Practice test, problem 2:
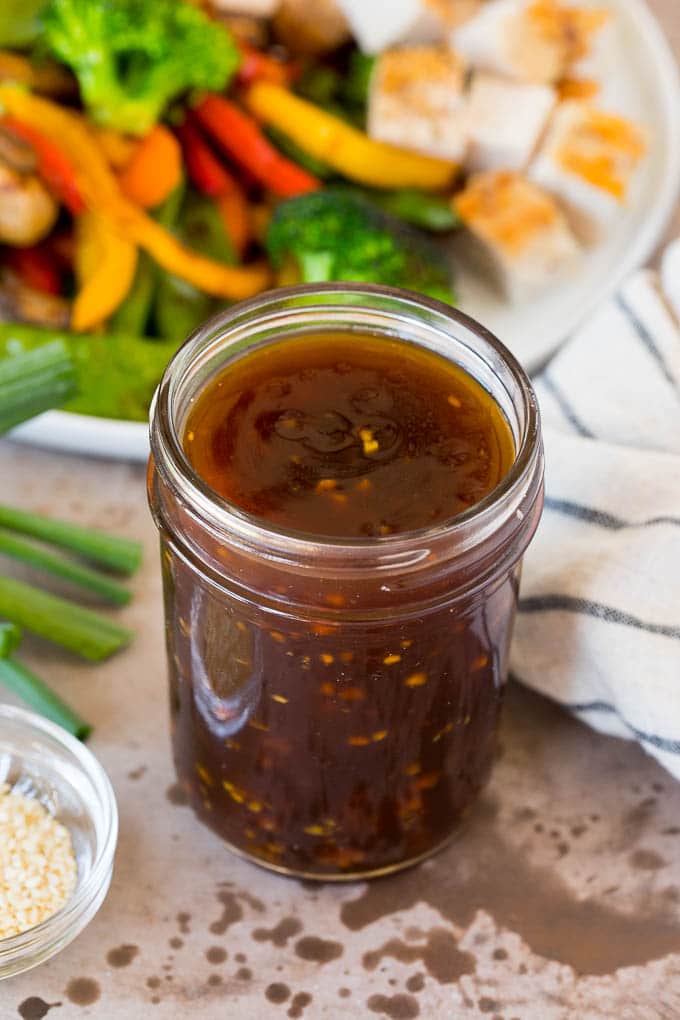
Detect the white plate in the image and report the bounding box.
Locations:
[10,0,680,462]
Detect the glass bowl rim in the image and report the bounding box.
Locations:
[0,703,118,965]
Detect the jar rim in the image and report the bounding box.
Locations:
[150,283,542,561]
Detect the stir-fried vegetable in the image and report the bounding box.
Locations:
[42,0,240,136]
[0,163,57,247]
[195,93,321,198]
[266,190,455,303]
[346,187,461,232]
[73,211,137,331]
[153,192,235,343]
[4,246,62,294]
[177,118,251,254]
[118,125,182,209]
[0,2,469,427]
[245,82,458,190]
[1,118,84,214]
[111,182,184,336]
[0,87,271,301]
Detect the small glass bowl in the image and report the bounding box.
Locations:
[0,704,118,980]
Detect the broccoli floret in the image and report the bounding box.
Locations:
[266,190,455,304]
[43,0,239,136]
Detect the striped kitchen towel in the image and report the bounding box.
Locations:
[511,240,680,779]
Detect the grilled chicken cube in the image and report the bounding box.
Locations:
[529,101,646,241]
[452,0,608,84]
[336,0,481,54]
[368,46,468,161]
[453,170,581,302]
[466,72,556,172]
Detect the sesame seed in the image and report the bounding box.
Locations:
[405,672,428,688]
[0,785,77,939]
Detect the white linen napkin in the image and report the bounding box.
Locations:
[511,240,680,779]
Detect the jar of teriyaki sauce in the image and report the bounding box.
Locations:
[148,285,543,880]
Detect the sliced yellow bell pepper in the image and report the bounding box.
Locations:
[0,86,271,301]
[73,212,138,331]
[245,81,457,191]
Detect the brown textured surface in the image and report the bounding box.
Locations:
[2,4,680,1016]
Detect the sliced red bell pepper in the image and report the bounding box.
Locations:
[176,117,238,198]
[194,94,321,199]
[1,117,85,215]
[4,246,62,295]
[177,117,252,256]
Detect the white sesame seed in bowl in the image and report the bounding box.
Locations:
[0,705,118,980]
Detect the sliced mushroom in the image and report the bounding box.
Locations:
[0,269,70,328]
[273,0,350,54]
[0,161,58,247]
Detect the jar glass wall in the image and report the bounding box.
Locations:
[148,285,544,880]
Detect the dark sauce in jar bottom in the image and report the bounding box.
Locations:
[161,330,523,878]
[165,564,519,877]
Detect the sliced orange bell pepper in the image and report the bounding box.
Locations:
[244,81,458,191]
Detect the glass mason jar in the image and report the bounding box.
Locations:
[148,285,543,881]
